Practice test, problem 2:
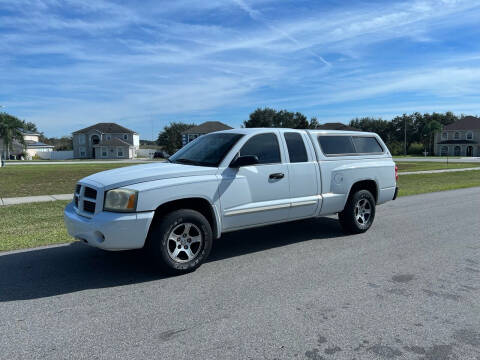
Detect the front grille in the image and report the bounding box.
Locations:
[83,200,96,213]
[84,187,97,199]
[75,184,81,194]
[74,195,79,207]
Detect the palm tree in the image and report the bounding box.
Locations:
[0,113,26,160]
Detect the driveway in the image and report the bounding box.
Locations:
[1,187,479,359]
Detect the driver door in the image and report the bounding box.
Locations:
[219,132,290,230]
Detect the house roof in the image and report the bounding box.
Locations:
[21,129,40,136]
[73,122,137,134]
[181,121,233,135]
[315,122,361,131]
[25,140,54,148]
[93,138,132,147]
[444,116,480,130]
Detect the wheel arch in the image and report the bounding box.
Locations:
[148,197,221,240]
[346,179,378,204]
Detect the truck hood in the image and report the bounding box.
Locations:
[80,162,218,190]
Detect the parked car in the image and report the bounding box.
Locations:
[65,128,398,273]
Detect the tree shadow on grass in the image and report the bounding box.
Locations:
[0,217,344,302]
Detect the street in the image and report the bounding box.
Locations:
[1,187,480,359]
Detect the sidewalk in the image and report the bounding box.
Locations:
[0,194,72,206]
[399,167,480,175]
[2,167,480,206]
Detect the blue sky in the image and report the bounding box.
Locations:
[1,0,480,139]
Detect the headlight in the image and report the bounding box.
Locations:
[104,188,138,212]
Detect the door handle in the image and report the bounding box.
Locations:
[269,173,284,180]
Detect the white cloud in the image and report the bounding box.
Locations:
[1,0,480,137]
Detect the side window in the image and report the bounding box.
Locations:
[284,132,308,163]
[239,133,281,164]
[317,136,355,155]
[352,136,384,153]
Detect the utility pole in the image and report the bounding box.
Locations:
[404,116,407,156]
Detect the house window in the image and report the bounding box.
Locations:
[91,135,100,145]
[454,132,460,140]
[78,134,86,145]
[454,146,461,156]
[79,146,86,157]
[123,134,128,140]
[441,146,448,156]
[106,135,111,140]
[117,148,124,157]
[466,131,473,140]
[442,132,447,140]
[102,147,107,157]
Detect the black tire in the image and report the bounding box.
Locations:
[146,209,213,274]
[338,189,376,234]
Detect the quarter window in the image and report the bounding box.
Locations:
[352,136,383,153]
[284,132,308,163]
[239,133,281,164]
[317,136,355,155]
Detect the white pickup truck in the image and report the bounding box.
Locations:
[65,128,398,273]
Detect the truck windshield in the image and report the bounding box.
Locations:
[169,133,243,167]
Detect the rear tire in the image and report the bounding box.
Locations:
[338,190,376,234]
[146,209,213,274]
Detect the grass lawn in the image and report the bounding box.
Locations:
[0,200,72,252]
[1,172,479,252]
[396,161,480,172]
[397,171,480,197]
[0,163,146,198]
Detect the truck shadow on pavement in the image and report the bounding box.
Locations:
[0,217,343,302]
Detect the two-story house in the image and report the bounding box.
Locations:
[181,121,232,147]
[72,123,139,159]
[434,116,480,157]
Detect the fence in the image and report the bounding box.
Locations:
[36,151,74,160]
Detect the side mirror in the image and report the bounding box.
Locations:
[229,155,259,168]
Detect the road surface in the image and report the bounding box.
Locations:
[1,187,480,359]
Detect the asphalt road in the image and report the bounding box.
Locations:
[1,187,480,359]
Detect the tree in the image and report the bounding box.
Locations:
[309,117,321,129]
[244,108,311,129]
[39,135,72,150]
[0,112,26,159]
[157,122,195,155]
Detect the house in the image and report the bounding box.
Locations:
[22,130,54,159]
[72,123,139,159]
[0,130,53,160]
[434,116,480,157]
[181,121,232,146]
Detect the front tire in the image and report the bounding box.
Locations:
[146,209,213,274]
[338,190,376,234]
